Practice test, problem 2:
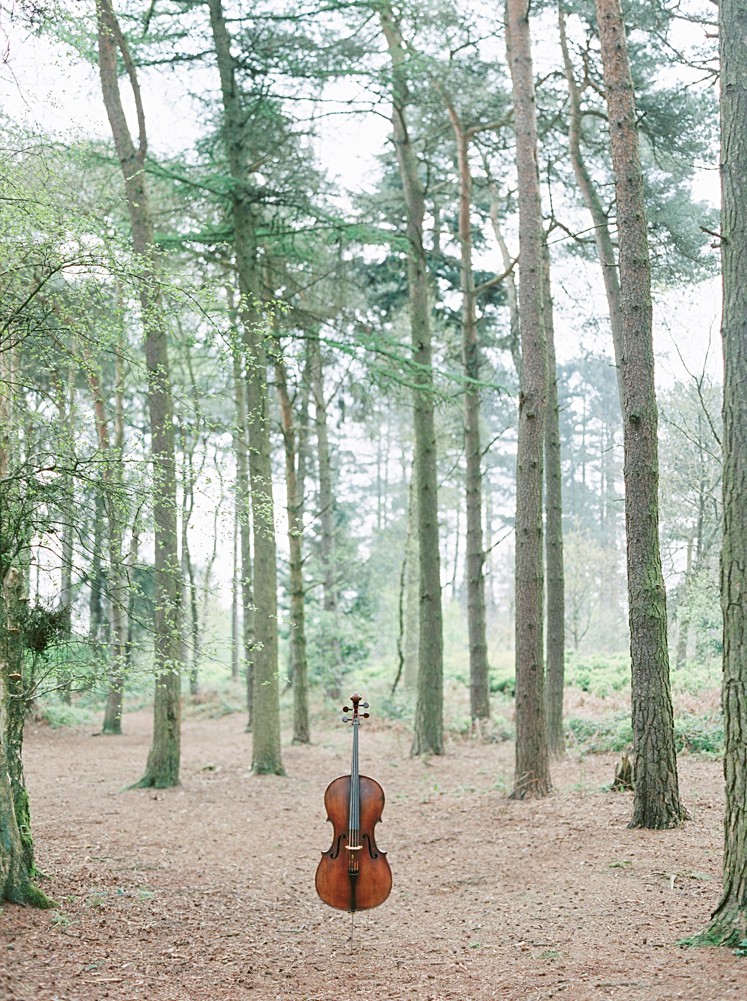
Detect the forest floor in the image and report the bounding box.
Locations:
[1,694,745,1001]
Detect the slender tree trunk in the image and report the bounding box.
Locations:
[596,0,685,828]
[381,4,444,755]
[231,498,240,681]
[403,465,420,689]
[275,350,310,744]
[89,489,106,644]
[54,367,75,702]
[704,0,747,944]
[178,424,201,698]
[88,361,129,736]
[181,511,199,697]
[445,100,490,723]
[674,540,694,672]
[308,328,343,696]
[208,0,282,774]
[97,0,182,787]
[230,336,255,728]
[506,0,551,798]
[543,238,565,757]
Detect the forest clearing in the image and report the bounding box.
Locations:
[1,692,745,1001]
[2,0,747,992]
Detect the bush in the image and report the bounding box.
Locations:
[674,713,724,756]
[566,714,633,753]
[567,711,724,757]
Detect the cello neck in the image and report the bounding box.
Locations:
[349,716,360,841]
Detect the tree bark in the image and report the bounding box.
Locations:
[704,0,747,944]
[380,3,444,756]
[96,0,182,787]
[505,0,551,798]
[595,0,685,827]
[208,0,283,774]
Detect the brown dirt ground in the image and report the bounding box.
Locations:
[1,700,745,1001]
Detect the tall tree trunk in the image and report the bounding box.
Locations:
[595,0,685,828]
[704,0,747,944]
[543,238,565,757]
[381,4,444,756]
[506,0,551,798]
[275,350,310,744]
[96,0,182,787]
[308,328,343,697]
[208,0,282,774]
[444,100,490,723]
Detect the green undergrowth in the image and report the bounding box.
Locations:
[567,711,724,757]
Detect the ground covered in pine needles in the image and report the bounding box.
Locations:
[1,697,745,1000]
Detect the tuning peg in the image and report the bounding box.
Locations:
[341,715,350,722]
[343,705,351,713]
[361,712,370,719]
[362,702,369,709]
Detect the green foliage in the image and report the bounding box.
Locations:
[568,710,724,757]
[674,713,724,757]
[565,653,630,696]
[567,714,634,753]
[32,698,98,730]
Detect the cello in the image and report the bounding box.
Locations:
[315,694,392,913]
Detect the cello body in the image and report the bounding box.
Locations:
[315,695,392,913]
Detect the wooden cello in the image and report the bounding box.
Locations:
[315,694,392,913]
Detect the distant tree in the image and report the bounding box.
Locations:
[274,345,310,744]
[308,328,343,697]
[87,340,130,736]
[595,0,686,828]
[658,379,721,670]
[441,92,491,724]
